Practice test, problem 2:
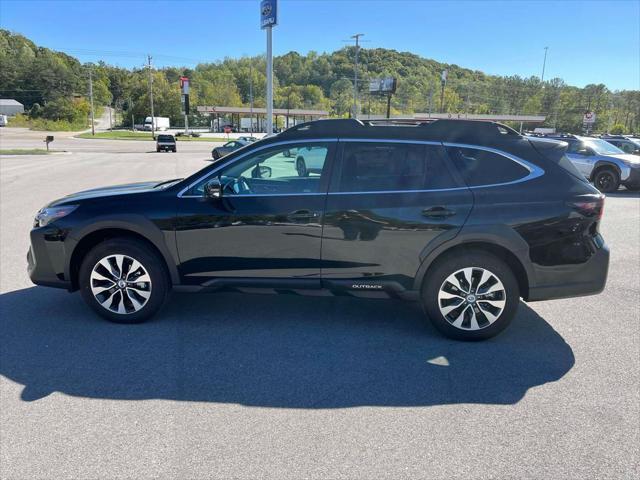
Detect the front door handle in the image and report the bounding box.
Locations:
[287,210,320,221]
[422,206,456,219]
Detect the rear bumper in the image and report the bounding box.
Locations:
[527,242,609,302]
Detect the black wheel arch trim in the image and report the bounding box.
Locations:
[590,161,621,181]
[413,224,534,296]
[65,215,180,287]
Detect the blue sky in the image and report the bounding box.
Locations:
[1,0,638,90]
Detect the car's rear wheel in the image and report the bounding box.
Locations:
[296,157,308,177]
[594,168,620,193]
[79,238,169,324]
[421,251,520,340]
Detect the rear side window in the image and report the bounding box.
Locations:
[446,147,529,187]
[334,142,457,192]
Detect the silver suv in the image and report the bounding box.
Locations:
[549,135,640,192]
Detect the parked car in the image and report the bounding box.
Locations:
[211,139,249,160]
[295,145,327,176]
[28,119,609,340]
[601,135,640,155]
[238,136,258,142]
[546,134,640,192]
[0,114,8,127]
[156,134,176,153]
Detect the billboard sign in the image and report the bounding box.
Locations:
[260,0,277,29]
[369,77,397,95]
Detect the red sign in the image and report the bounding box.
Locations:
[180,77,190,95]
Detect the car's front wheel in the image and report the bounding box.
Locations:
[422,251,520,340]
[593,168,620,193]
[78,238,169,323]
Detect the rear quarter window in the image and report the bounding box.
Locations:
[446,146,530,186]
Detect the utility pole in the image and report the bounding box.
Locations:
[541,46,549,83]
[350,33,365,119]
[147,54,155,139]
[249,63,254,134]
[130,97,134,132]
[428,87,433,117]
[88,69,95,136]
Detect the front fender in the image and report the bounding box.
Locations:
[65,214,180,285]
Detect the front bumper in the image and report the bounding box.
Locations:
[527,240,609,302]
[27,227,72,290]
[622,166,640,188]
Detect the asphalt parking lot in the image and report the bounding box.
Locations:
[1,128,638,479]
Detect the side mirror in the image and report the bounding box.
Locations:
[251,165,272,178]
[204,178,222,198]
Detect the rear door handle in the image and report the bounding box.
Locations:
[422,206,456,219]
[287,210,320,221]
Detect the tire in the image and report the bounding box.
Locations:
[156,148,160,153]
[593,168,620,193]
[172,148,177,153]
[296,157,308,177]
[78,238,170,324]
[421,250,520,341]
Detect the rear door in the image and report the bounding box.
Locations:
[320,140,473,293]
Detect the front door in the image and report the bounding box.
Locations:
[321,140,473,293]
[566,141,595,178]
[175,141,335,286]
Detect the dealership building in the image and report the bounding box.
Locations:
[0,99,25,116]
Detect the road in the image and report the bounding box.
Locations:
[1,127,639,479]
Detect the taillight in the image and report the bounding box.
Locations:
[568,195,605,220]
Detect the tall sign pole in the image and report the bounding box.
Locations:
[440,69,448,112]
[180,76,190,134]
[261,0,277,134]
[350,33,365,119]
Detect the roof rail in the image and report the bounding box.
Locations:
[277,117,522,143]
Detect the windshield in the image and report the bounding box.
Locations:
[584,139,624,155]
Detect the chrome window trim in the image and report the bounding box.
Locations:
[177,137,545,198]
[443,142,545,189]
[177,138,338,198]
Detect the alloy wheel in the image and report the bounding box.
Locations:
[596,171,615,192]
[90,254,152,314]
[437,267,506,331]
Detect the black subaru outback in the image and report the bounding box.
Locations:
[28,119,609,340]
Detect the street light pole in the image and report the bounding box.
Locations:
[350,33,364,119]
[541,46,549,83]
[147,54,155,139]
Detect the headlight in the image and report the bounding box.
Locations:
[34,205,78,228]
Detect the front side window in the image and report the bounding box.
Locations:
[191,143,332,196]
[446,146,530,187]
[333,142,457,193]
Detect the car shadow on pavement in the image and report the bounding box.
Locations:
[0,287,574,407]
